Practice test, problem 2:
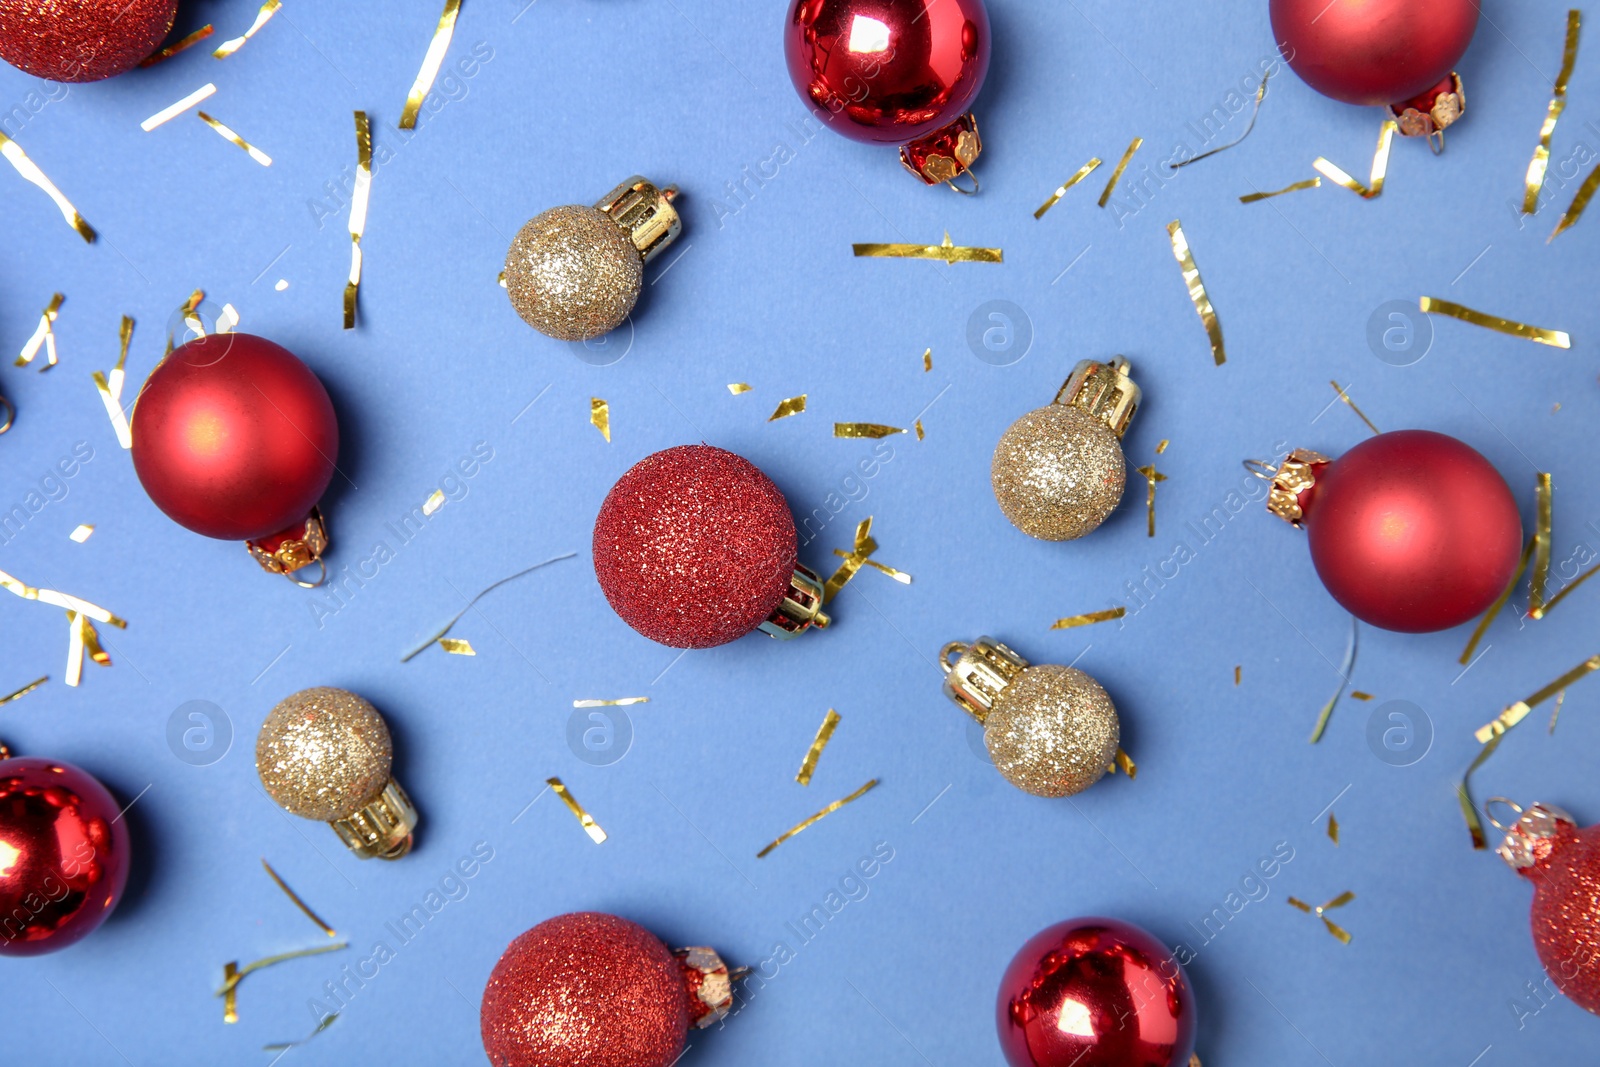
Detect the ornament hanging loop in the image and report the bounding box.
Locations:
[286,557,329,589]
[1243,458,1277,480]
[1484,796,1525,833]
[938,641,969,675]
[0,393,13,434]
[945,171,980,195]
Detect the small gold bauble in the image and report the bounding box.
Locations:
[991,404,1126,541]
[984,664,1119,797]
[256,686,393,821]
[504,205,642,341]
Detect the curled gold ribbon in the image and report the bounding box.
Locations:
[344,111,372,330]
[1314,121,1397,199]
[1166,220,1225,365]
[16,293,63,369]
[400,0,462,130]
[1419,296,1570,348]
[0,131,94,242]
[1524,11,1582,214]
[216,942,347,1022]
[757,779,877,858]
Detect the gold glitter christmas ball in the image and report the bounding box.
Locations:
[984,665,1119,797]
[504,205,642,341]
[256,687,393,821]
[992,404,1126,541]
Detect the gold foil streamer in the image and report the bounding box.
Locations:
[140,83,216,131]
[1050,607,1126,630]
[16,292,63,368]
[756,779,878,858]
[69,525,93,543]
[1313,120,1396,199]
[1288,892,1355,943]
[1329,380,1380,435]
[1173,72,1272,169]
[1238,177,1320,204]
[573,697,649,708]
[264,1013,338,1052]
[852,232,1002,264]
[139,24,215,67]
[1135,465,1166,537]
[222,962,238,1023]
[1550,160,1600,240]
[1460,538,1533,665]
[1457,736,1503,849]
[1034,157,1102,218]
[768,394,807,421]
[922,348,932,372]
[1419,297,1570,348]
[1529,473,1554,617]
[547,777,607,843]
[197,111,272,166]
[213,0,281,58]
[1524,11,1582,214]
[1529,558,1600,619]
[1474,654,1600,745]
[0,131,94,242]
[853,557,911,585]
[1098,138,1143,207]
[344,111,372,330]
[0,675,47,706]
[261,859,337,938]
[438,638,476,655]
[92,315,136,449]
[590,397,610,441]
[0,569,125,687]
[833,423,905,439]
[1309,617,1358,743]
[727,383,752,395]
[795,708,841,786]
[399,0,462,130]
[1166,221,1225,365]
[422,489,446,516]
[400,553,577,661]
[1327,813,1340,845]
[823,518,881,603]
[914,419,925,440]
[217,942,348,1022]
[1234,665,1242,686]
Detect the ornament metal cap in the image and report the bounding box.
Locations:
[1245,448,1331,527]
[1054,356,1141,439]
[939,636,1029,723]
[674,946,735,1029]
[594,175,682,263]
[758,563,831,639]
[1388,72,1465,151]
[1491,799,1577,871]
[332,778,419,860]
[245,507,329,588]
[900,113,983,193]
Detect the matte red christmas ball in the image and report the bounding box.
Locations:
[1255,431,1522,633]
[0,0,177,82]
[131,333,338,582]
[592,444,829,648]
[480,912,735,1067]
[785,0,991,189]
[0,754,131,956]
[997,917,1198,1067]
[1497,802,1600,1015]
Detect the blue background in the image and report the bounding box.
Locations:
[2,0,1599,1063]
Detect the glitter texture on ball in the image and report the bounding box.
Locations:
[505,205,642,342]
[256,687,393,821]
[0,0,177,82]
[992,404,1126,541]
[985,665,1119,798]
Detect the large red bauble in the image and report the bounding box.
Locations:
[1501,805,1600,1015]
[784,0,991,144]
[131,334,338,544]
[593,444,798,649]
[1270,0,1478,105]
[0,756,130,956]
[1301,430,1520,633]
[481,912,691,1067]
[0,0,177,82]
[997,917,1197,1067]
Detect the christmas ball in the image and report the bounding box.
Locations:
[0,755,130,956]
[131,333,338,544]
[0,0,176,82]
[593,444,828,648]
[1499,803,1600,1014]
[1270,0,1477,106]
[998,917,1197,1067]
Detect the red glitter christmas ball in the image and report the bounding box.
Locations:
[131,333,338,544]
[1501,804,1600,1015]
[1270,0,1477,105]
[480,912,690,1067]
[0,756,131,957]
[592,444,798,649]
[0,0,178,83]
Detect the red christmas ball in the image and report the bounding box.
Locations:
[0,0,177,82]
[131,333,339,545]
[1297,430,1521,633]
[784,0,990,144]
[997,917,1197,1067]
[593,444,827,649]
[1499,803,1600,1014]
[1270,0,1477,105]
[0,756,131,957]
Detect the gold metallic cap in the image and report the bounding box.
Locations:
[1053,357,1140,439]
[939,636,1030,724]
[674,946,734,1029]
[1389,72,1465,146]
[594,175,681,264]
[1493,799,1576,871]
[1246,448,1331,528]
[758,564,831,640]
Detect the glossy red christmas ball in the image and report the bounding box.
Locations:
[1298,430,1521,633]
[998,917,1197,1067]
[1499,803,1600,1014]
[593,444,828,648]
[1270,0,1477,105]
[0,756,130,956]
[0,0,177,82]
[131,333,338,545]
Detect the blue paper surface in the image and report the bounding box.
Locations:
[3,1,1600,1063]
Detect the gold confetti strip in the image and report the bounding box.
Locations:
[438,638,476,655]
[1173,71,1272,169]
[1034,157,1102,218]
[757,779,878,858]
[213,0,281,58]
[821,517,908,602]
[216,942,347,1022]
[1460,538,1533,665]
[914,419,925,440]
[0,675,47,706]
[344,112,372,330]
[139,83,216,131]
[68,524,94,543]
[1166,221,1225,365]
[1327,813,1340,845]
[547,777,607,844]
[139,23,215,67]
[727,382,752,395]
[1350,691,1373,701]
[573,697,649,708]
[795,708,841,786]
[1329,380,1380,435]
[1529,473,1554,617]
[1550,690,1566,734]
[274,279,289,291]
[1135,465,1167,537]
[263,1013,338,1052]
[1313,120,1396,199]
[1239,177,1321,203]
[399,0,462,130]
[1456,737,1503,849]
[1155,439,1169,455]
[1287,891,1355,943]
[222,962,238,1024]
[1524,11,1582,214]
[1474,654,1600,745]
[1050,607,1126,630]
[834,423,905,439]
[922,348,932,372]
[0,131,94,242]
[1530,557,1600,619]
[261,859,337,938]
[1550,160,1600,240]
[197,111,272,166]
[838,552,912,586]
[1098,138,1143,207]
[421,489,446,516]
[16,292,63,369]
[1234,665,1242,686]
[590,397,610,441]
[1106,747,1137,779]
[1419,297,1570,348]
[217,303,240,333]
[768,394,806,421]
[90,315,136,450]
[852,232,1002,264]
[1309,618,1357,743]
[0,568,126,688]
